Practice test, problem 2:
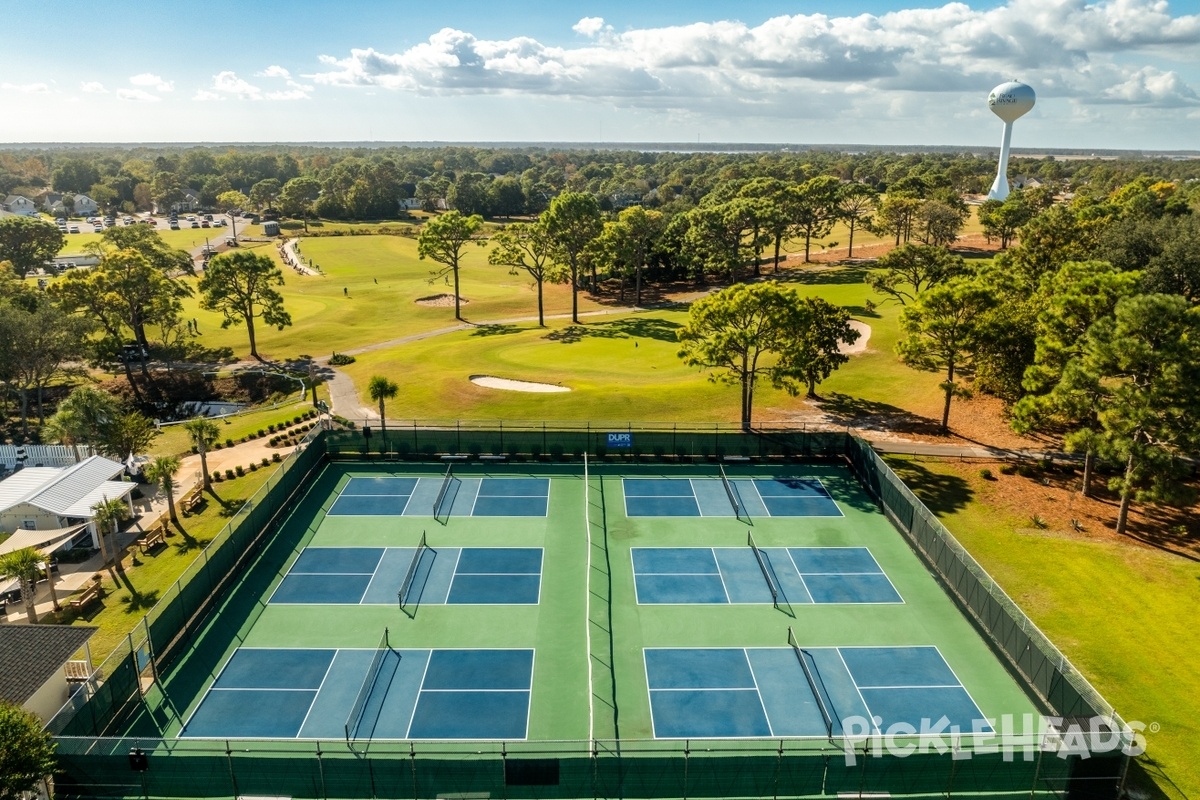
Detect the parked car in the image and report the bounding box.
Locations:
[201,220,210,228]
[190,221,200,228]
[118,343,148,363]
[69,226,80,233]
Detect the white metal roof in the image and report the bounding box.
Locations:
[0,456,130,518]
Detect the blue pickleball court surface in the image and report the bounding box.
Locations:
[270,546,543,605]
[632,546,902,605]
[622,477,841,517]
[181,647,534,740]
[643,646,990,739]
[327,476,549,517]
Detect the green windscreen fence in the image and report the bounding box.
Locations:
[49,426,1128,799]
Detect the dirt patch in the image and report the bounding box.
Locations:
[415,293,468,307]
[890,456,1200,560]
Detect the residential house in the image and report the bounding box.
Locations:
[0,624,97,724]
[2,194,39,217]
[0,455,137,550]
[72,194,99,216]
[46,193,99,218]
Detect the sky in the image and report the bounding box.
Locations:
[2,0,1199,150]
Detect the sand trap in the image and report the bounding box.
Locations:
[470,374,571,393]
[840,321,872,355]
[416,293,468,307]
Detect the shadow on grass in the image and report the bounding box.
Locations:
[884,456,974,515]
[817,393,944,437]
[772,266,870,286]
[544,316,682,344]
[470,323,525,337]
[113,571,160,614]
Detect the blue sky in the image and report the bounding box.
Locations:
[2,0,1198,149]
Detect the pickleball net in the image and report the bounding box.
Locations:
[344,627,391,742]
[788,625,834,737]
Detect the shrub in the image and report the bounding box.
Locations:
[261,457,270,467]
[225,468,235,479]
[224,438,234,448]
[272,453,282,462]
[211,471,221,483]
[978,468,995,481]
[329,352,356,366]
[235,465,245,477]
[1016,463,1038,478]
[294,415,302,424]
[266,425,275,434]
[212,441,222,450]
[269,436,278,446]
[249,462,258,471]
[999,463,1016,475]
[1030,515,1049,529]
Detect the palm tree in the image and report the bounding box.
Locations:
[367,375,399,448]
[43,386,120,462]
[91,495,131,571]
[0,547,45,623]
[184,417,221,490]
[144,455,182,524]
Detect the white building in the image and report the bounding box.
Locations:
[0,456,137,550]
[2,194,39,216]
[0,625,97,725]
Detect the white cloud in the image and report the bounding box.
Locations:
[1,82,50,93]
[80,81,107,93]
[573,17,608,38]
[306,0,1200,118]
[193,89,224,102]
[266,89,312,101]
[118,88,162,102]
[1101,66,1199,106]
[206,71,263,100]
[129,73,174,92]
[257,65,291,79]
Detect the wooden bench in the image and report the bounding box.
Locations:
[68,582,102,612]
[180,489,204,515]
[138,525,167,554]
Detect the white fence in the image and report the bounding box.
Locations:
[0,445,94,470]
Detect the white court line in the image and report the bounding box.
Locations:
[836,648,880,735]
[441,547,464,604]
[784,548,815,604]
[742,649,776,737]
[711,548,732,603]
[295,654,338,736]
[403,650,434,739]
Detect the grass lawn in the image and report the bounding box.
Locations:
[339,263,950,427]
[886,455,1200,799]
[150,397,312,457]
[171,234,611,362]
[67,468,272,662]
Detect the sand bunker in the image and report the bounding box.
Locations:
[470,375,571,393]
[415,293,468,307]
[840,321,872,355]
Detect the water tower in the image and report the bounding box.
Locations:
[986,81,1036,201]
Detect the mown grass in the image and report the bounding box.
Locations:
[150,397,312,457]
[339,263,945,426]
[886,455,1200,799]
[66,468,272,661]
[171,234,610,362]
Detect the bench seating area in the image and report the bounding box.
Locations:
[68,582,102,612]
[180,488,204,515]
[138,524,167,554]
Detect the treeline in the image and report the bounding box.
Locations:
[4,145,1200,222]
[867,176,1200,535]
